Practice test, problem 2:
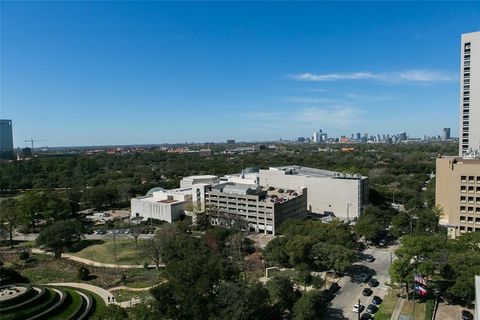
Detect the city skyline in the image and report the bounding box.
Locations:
[1,2,479,147]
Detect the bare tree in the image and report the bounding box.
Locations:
[127,223,143,249]
[141,223,179,270]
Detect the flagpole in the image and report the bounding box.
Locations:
[413,270,416,320]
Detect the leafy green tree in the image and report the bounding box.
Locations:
[36,220,83,258]
[17,191,45,230]
[266,275,299,311]
[390,211,413,238]
[355,212,385,242]
[262,237,289,266]
[285,236,313,266]
[150,231,239,320]
[311,242,356,273]
[215,281,269,320]
[292,290,326,320]
[0,199,25,248]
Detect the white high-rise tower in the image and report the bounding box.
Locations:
[460,31,480,157]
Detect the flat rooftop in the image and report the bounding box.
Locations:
[182,175,218,180]
[270,165,364,179]
[209,182,303,204]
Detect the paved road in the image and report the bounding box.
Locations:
[13,233,155,242]
[325,246,394,320]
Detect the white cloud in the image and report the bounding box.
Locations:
[245,105,361,129]
[289,70,456,83]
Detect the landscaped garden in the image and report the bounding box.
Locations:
[71,239,149,265]
[0,284,105,320]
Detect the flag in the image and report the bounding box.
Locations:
[414,274,427,286]
[415,284,428,297]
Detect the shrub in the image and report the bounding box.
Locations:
[311,275,325,289]
[143,261,150,269]
[77,266,90,280]
[19,251,30,261]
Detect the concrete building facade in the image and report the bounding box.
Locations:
[460,31,480,157]
[130,187,192,223]
[259,166,368,220]
[436,157,480,238]
[205,182,307,235]
[180,175,219,188]
[436,31,480,238]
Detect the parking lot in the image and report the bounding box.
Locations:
[325,246,394,319]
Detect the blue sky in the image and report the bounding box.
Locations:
[1,1,479,147]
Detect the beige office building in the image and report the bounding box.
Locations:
[436,156,480,238]
[460,31,480,157]
[436,31,480,238]
[205,183,307,235]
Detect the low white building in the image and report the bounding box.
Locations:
[180,175,219,188]
[259,166,368,220]
[130,187,192,223]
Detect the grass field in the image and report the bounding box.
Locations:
[49,288,83,320]
[3,252,164,289]
[72,239,148,265]
[112,289,152,302]
[375,289,401,320]
[400,299,427,319]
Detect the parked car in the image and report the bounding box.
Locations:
[368,278,379,287]
[372,295,383,305]
[329,282,340,293]
[366,304,378,314]
[364,254,375,262]
[462,310,474,320]
[379,239,387,246]
[352,303,364,313]
[359,272,371,283]
[360,313,373,320]
[362,288,373,296]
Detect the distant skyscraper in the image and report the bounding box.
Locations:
[312,131,320,143]
[443,128,451,141]
[460,31,480,156]
[0,119,14,160]
[399,132,407,141]
[356,132,361,140]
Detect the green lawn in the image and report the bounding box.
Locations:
[13,253,164,289]
[400,299,427,319]
[112,289,152,302]
[71,239,148,265]
[375,289,400,320]
[49,288,83,320]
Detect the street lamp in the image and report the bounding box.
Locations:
[410,256,418,320]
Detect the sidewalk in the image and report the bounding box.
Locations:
[31,248,163,269]
[47,282,114,305]
[391,296,406,320]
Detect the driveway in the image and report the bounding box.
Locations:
[325,247,394,319]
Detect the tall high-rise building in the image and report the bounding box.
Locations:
[443,127,451,141]
[460,31,480,157]
[436,31,480,238]
[312,131,320,143]
[0,119,14,160]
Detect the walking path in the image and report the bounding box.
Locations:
[46,282,146,308]
[391,296,406,320]
[46,282,114,305]
[31,248,163,269]
[108,285,158,292]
